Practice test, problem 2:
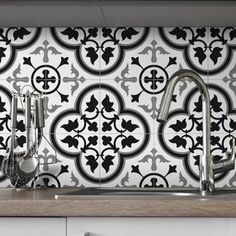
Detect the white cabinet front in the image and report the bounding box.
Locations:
[0,217,66,236]
[67,217,236,236]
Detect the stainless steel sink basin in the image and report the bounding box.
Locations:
[54,187,236,199]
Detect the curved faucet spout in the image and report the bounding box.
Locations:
[157,69,213,195]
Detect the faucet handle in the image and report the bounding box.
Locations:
[213,137,236,174]
[226,137,236,165]
[229,137,235,154]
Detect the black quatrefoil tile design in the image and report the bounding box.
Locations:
[50,84,150,184]
[158,84,236,183]
[0,27,235,188]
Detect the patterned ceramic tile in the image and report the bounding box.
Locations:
[208,81,236,135]
[44,27,101,133]
[0,27,41,75]
[0,26,236,189]
[206,27,236,76]
[99,27,149,75]
[47,27,100,81]
[48,132,100,187]
[100,133,153,187]
[153,27,208,133]
[157,85,212,135]
[32,144,81,189]
[100,27,155,134]
[50,27,101,75]
[158,132,209,184]
[153,133,197,188]
[44,79,100,134]
[157,81,236,185]
[219,60,236,97]
[159,27,209,75]
[49,80,150,186]
[98,79,153,134]
[206,28,236,188]
[0,82,32,184]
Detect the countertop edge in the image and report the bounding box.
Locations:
[1,198,236,217]
[1,188,236,217]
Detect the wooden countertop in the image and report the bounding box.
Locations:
[1,188,236,217]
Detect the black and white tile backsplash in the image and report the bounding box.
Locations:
[0,27,235,188]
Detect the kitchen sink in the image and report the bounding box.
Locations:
[54,187,236,199]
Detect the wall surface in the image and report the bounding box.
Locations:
[0,27,235,188]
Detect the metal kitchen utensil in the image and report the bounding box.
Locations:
[2,94,18,182]
[32,95,44,188]
[2,86,57,188]
[37,95,58,166]
[16,91,38,185]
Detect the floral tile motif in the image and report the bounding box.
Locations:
[2,29,45,94]
[99,27,149,75]
[0,26,236,188]
[211,133,236,189]
[48,133,101,187]
[100,133,152,187]
[152,27,208,132]
[51,27,149,76]
[32,160,75,189]
[50,27,101,75]
[127,151,179,188]
[114,28,178,121]
[98,78,155,134]
[102,28,202,136]
[36,133,98,188]
[219,60,236,100]
[159,27,209,75]
[50,83,150,184]
[158,84,236,183]
[208,82,236,136]
[159,27,236,76]
[0,27,41,74]
[0,84,30,183]
[206,27,236,75]
[110,134,186,188]
[43,79,99,134]
[4,28,93,131]
[220,63,236,97]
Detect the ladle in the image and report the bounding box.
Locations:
[16,92,39,185]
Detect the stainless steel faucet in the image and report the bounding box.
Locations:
[157,69,236,195]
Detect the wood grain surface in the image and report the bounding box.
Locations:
[0,188,236,217]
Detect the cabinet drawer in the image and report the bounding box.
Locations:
[68,217,236,236]
[0,217,66,236]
